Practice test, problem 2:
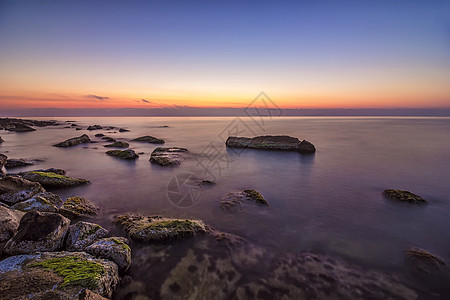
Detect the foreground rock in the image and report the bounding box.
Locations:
[86,237,131,271]
[0,175,45,205]
[104,141,129,148]
[5,158,39,169]
[106,149,139,160]
[150,147,188,166]
[3,211,70,255]
[21,171,89,188]
[11,192,62,213]
[60,196,99,218]
[0,251,119,298]
[54,134,91,147]
[0,206,25,243]
[65,221,109,251]
[226,135,316,154]
[114,214,207,242]
[131,135,165,144]
[383,189,427,204]
[220,189,269,210]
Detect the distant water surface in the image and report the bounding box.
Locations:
[2,116,450,297]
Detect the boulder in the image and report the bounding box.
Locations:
[11,194,59,213]
[106,149,139,160]
[226,135,316,154]
[86,237,131,271]
[104,141,129,148]
[87,125,103,130]
[21,171,89,188]
[405,248,447,275]
[383,189,427,204]
[220,189,269,209]
[150,147,188,166]
[3,211,70,255]
[53,134,91,147]
[65,221,109,251]
[0,251,119,298]
[59,196,99,218]
[0,175,45,205]
[5,158,39,169]
[114,214,207,242]
[0,206,25,242]
[131,135,165,144]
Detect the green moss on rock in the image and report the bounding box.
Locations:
[383,189,427,204]
[243,189,268,205]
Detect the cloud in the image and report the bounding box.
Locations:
[141,99,152,103]
[86,94,109,101]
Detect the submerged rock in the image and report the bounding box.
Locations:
[21,171,89,188]
[3,211,70,255]
[131,135,165,144]
[5,123,36,132]
[226,135,316,154]
[0,206,25,242]
[53,134,91,147]
[101,136,116,142]
[87,125,103,130]
[220,189,269,210]
[0,136,4,143]
[95,133,105,137]
[0,251,119,298]
[0,175,45,205]
[150,147,188,166]
[65,221,109,251]
[114,214,207,242]
[405,248,447,275]
[104,141,129,148]
[86,237,132,271]
[119,128,129,132]
[106,149,139,160]
[383,189,427,204]
[60,196,99,218]
[5,158,39,169]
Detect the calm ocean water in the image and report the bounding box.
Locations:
[2,116,450,298]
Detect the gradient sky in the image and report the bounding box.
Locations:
[0,0,449,112]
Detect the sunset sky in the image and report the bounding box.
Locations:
[0,0,449,114]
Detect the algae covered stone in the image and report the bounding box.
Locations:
[65,221,109,251]
[3,211,70,255]
[220,189,269,210]
[0,251,119,298]
[86,237,131,271]
[114,214,207,242]
[104,141,129,148]
[21,171,89,188]
[60,196,99,218]
[150,147,188,166]
[53,134,91,147]
[106,149,139,160]
[131,135,165,144]
[383,189,427,204]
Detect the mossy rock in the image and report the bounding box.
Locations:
[21,171,89,188]
[383,189,427,204]
[53,134,91,147]
[65,221,109,251]
[150,147,188,166]
[220,189,269,210]
[131,135,165,144]
[104,141,129,148]
[86,237,132,271]
[60,196,99,218]
[114,214,207,242]
[105,149,139,160]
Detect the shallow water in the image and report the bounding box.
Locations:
[1,116,450,298]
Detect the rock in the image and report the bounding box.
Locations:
[87,125,103,130]
[60,196,99,218]
[114,214,207,242]
[226,135,316,154]
[79,289,109,300]
[199,180,215,186]
[131,135,165,144]
[119,128,129,132]
[29,168,66,175]
[0,154,7,171]
[101,136,116,142]
[76,127,82,130]
[220,189,269,209]
[86,237,131,271]
[150,147,188,166]
[383,189,427,204]
[53,134,91,147]
[3,211,70,255]
[65,221,109,251]
[0,136,4,143]
[0,206,25,242]
[5,123,36,132]
[5,158,39,169]
[11,193,59,213]
[0,251,119,298]
[21,171,89,188]
[104,141,129,148]
[405,248,447,275]
[0,175,45,205]
[95,133,105,137]
[71,123,78,127]
[106,149,139,160]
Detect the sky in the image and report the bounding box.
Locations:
[0,0,449,115]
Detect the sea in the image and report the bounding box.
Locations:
[1,116,450,299]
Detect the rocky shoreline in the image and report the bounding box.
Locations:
[1,118,449,299]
